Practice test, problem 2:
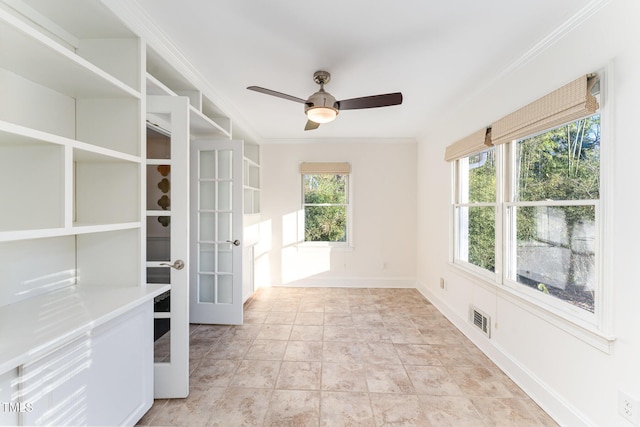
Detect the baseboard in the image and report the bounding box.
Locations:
[271,277,417,289]
[415,280,595,427]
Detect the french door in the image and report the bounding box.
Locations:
[145,96,189,399]
[189,139,243,325]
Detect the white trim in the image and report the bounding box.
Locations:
[416,280,597,427]
[271,277,416,289]
[447,262,615,353]
[596,62,614,335]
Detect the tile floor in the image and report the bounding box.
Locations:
[137,287,558,426]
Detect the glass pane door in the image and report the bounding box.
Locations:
[190,139,243,325]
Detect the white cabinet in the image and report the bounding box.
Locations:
[20,302,153,427]
[0,0,166,425]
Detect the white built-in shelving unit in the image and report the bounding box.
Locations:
[0,0,261,423]
[0,1,167,425]
[244,142,261,215]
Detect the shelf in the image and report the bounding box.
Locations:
[146,73,176,97]
[0,222,141,243]
[0,120,140,162]
[0,9,140,99]
[190,106,231,138]
[147,74,231,138]
[75,159,140,226]
[0,284,169,375]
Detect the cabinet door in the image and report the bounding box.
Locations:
[19,304,152,426]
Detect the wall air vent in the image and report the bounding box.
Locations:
[470,306,491,338]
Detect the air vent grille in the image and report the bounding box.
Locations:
[470,306,491,338]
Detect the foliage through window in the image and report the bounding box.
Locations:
[303,174,349,243]
[455,149,497,272]
[510,114,600,313]
[453,114,601,317]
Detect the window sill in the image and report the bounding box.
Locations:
[296,242,354,252]
[448,262,616,354]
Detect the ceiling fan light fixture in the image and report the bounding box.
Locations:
[306,106,338,124]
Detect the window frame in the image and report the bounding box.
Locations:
[449,69,614,348]
[300,172,352,247]
[452,148,501,282]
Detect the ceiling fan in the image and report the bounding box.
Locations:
[247,70,403,130]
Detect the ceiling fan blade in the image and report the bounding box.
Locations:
[304,120,320,131]
[247,86,307,104]
[337,92,403,110]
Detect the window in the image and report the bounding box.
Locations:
[506,115,600,314]
[447,74,603,326]
[300,162,350,244]
[454,148,497,274]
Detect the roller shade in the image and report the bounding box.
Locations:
[492,74,599,146]
[444,128,493,162]
[299,162,351,174]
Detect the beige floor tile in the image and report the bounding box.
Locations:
[369,393,430,426]
[152,384,225,427]
[358,342,402,364]
[470,396,554,427]
[245,339,288,360]
[263,390,320,427]
[323,341,362,363]
[230,360,281,388]
[323,313,353,325]
[284,341,323,361]
[276,361,322,390]
[295,311,324,325]
[320,391,374,426]
[364,363,414,394]
[435,344,490,367]
[386,326,428,344]
[256,324,293,340]
[290,325,324,341]
[323,325,358,341]
[418,395,485,426]
[448,365,521,398]
[394,343,442,366]
[356,326,391,342]
[208,338,251,360]
[224,323,262,340]
[351,312,384,327]
[321,363,369,392]
[243,310,268,324]
[208,387,272,427]
[190,359,239,388]
[140,287,558,427]
[264,311,297,324]
[405,365,464,396]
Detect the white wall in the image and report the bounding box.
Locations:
[257,140,416,288]
[416,0,640,425]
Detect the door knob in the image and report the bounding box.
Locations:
[226,239,241,246]
[160,259,185,270]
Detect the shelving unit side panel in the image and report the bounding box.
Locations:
[0,236,76,307]
[0,143,64,231]
[76,228,140,287]
[0,68,75,139]
[74,161,139,226]
[76,98,141,156]
[77,38,142,92]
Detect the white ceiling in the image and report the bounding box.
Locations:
[134,0,591,143]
